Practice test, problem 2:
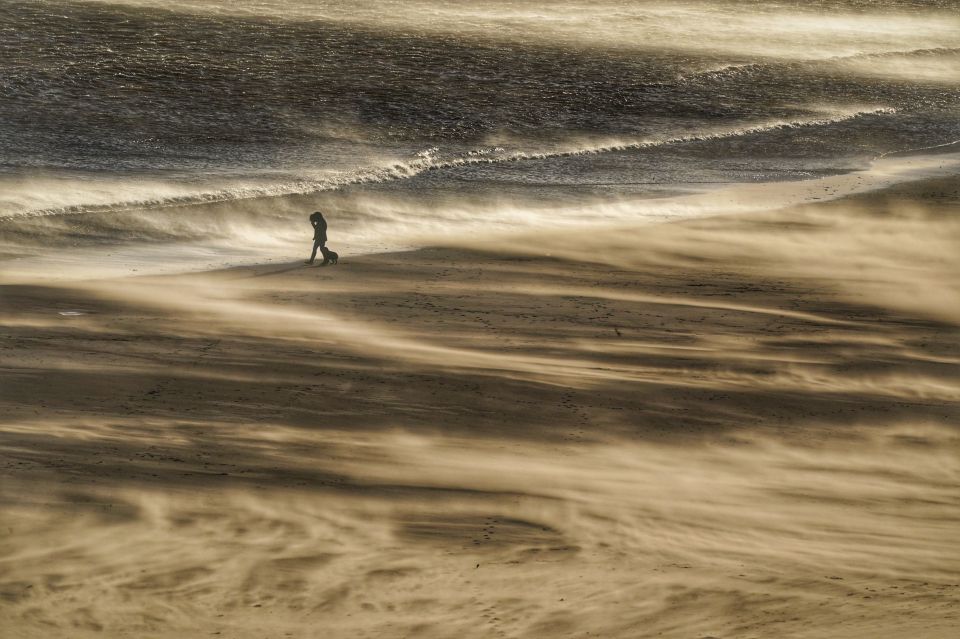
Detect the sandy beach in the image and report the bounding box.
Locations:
[2,160,959,637]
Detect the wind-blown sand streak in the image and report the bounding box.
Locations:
[1,172,958,638]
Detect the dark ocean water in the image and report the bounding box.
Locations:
[1,0,958,249]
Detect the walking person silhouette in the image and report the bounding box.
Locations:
[305,211,335,265]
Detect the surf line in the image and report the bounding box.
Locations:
[12,108,896,221]
[875,137,960,160]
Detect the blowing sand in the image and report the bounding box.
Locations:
[1,171,959,638]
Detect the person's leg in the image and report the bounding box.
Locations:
[319,245,332,265]
[306,240,321,264]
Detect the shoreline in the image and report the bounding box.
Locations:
[2,151,959,284]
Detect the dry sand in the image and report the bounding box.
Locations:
[1,170,959,638]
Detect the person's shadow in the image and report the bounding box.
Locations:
[249,264,307,278]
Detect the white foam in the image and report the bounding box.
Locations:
[4,151,957,284]
[1,107,897,220]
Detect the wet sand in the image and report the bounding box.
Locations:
[1,172,959,637]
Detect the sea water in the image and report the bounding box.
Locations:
[1,0,958,268]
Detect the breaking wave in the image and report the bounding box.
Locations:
[3,107,897,220]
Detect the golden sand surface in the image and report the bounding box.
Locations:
[1,173,958,638]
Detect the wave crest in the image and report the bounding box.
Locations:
[2,107,897,220]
